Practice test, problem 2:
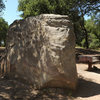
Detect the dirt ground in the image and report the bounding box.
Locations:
[74,64,100,100]
[0,64,100,100]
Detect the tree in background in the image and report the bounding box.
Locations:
[85,13,100,49]
[0,0,5,15]
[0,18,8,46]
[0,0,8,46]
[18,0,76,18]
[72,0,100,48]
[18,0,100,49]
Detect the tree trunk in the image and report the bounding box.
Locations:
[84,28,89,49]
[81,16,89,49]
[83,26,89,49]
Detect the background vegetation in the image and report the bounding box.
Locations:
[0,0,100,49]
[0,17,8,46]
[0,0,8,46]
[85,13,100,49]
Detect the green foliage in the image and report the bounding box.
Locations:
[85,13,100,49]
[0,0,5,15]
[18,0,77,18]
[18,0,100,18]
[0,17,8,46]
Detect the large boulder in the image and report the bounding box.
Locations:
[6,14,77,89]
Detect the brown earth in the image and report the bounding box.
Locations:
[0,48,100,100]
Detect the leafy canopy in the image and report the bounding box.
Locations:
[18,0,84,18]
[0,0,5,16]
[85,13,100,49]
[0,17,8,46]
[18,0,100,18]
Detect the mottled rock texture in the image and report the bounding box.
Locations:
[6,14,77,89]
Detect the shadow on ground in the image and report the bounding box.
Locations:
[74,78,100,98]
[86,66,100,74]
[0,77,72,100]
[0,77,100,100]
[0,78,31,100]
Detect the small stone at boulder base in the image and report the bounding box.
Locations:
[6,14,77,89]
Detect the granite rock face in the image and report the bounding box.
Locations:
[6,14,77,89]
